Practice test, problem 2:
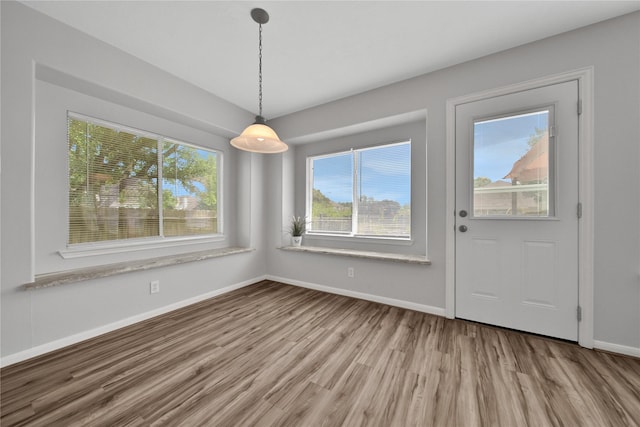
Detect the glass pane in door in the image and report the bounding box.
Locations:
[473,109,553,217]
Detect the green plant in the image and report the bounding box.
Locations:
[289,215,307,236]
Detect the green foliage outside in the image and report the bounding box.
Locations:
[527,127,546,148]
[197,155,218,210]
[162,189,178,210]
[474,176,491,187]
[311,188,352,218]
[162,142,217,210]
[68,120,158,207]
[311,188,410,236]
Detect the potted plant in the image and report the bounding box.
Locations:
[288,215,307,246]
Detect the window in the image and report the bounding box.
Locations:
[473,108,553,217]
[307,141,411,238]
[68,113,220,246]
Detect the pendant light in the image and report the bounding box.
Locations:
[231,8,288,154]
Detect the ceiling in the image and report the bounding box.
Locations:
[21,1,640,118]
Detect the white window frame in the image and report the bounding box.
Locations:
[63,112,224,257]
[306,140,411,240]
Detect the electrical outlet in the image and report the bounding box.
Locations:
[347,267,355,278]
[150,280,160,294]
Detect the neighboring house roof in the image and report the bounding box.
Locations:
[485,180,512,188]
[504,131,549,183]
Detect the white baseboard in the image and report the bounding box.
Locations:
[594,340,640,358]
[1,276,266,368]
[267,275,446,317]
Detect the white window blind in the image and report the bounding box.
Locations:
[357,143,411,236]
[68,113,219,246]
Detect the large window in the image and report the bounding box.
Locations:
[307,141,411,238]
[68,113,220,245]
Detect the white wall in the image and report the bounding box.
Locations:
[0,1,267,360]
[268,12,640,351]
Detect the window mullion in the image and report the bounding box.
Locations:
[157,138,164,237]
[352,150,359,236]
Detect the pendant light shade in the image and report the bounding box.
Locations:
[231,8,288,154]
[231,116,288,154]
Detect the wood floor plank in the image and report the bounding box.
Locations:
[271,381,330,426]
[341,348,407,426]
[305,363,373,427]
[2,280,639,426]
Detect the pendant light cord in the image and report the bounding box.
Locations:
[258,22,263,118]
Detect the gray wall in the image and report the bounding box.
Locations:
[268,11,640,349]
[1,1,267,359]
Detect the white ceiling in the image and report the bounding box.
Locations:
[21,1,640,118]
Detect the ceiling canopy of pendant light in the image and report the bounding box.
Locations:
[230,8,288,154]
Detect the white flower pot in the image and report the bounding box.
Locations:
[292,236,302,247]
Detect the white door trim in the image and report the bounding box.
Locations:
[445,67,594,348]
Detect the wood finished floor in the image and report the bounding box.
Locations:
[1,280,639,426]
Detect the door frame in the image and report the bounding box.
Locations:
[445,67,594,348]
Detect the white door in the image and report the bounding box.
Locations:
[455,81,579,341]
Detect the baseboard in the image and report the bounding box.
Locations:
[594,340,640,358]
[1,275,267,368]
[267,275,446,317]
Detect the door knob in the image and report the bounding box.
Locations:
[458,225,468,232]
[459,210,468,217]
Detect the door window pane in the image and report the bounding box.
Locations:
[473,109,553,217]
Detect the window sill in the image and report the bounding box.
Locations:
[23,247,254,290]
[304,233,414,246]
[59,234,225,259]
[279,245,430,265]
